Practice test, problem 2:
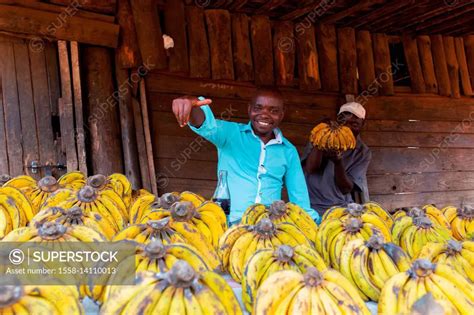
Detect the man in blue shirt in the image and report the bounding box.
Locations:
[172,88,320,224]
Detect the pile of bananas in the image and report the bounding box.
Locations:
[0,282,84,314]
[443,205,474,240]
[101,260,243,315]
[0,186,34,239]
[410,293,459,315]
[218,218,313,282]
[416,239,474,282]
[316,216,390,269]
[253,267,370,315]
[113,217,221,270]
[323,202,394,229]
[340,233,411,301]
[392,215,451,258]
[241,200,318,240]
[309,121,356,151]
[242,244,326,312]
[393,205,451,230]
[379,259,474,314]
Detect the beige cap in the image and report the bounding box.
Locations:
[338,102,366,119]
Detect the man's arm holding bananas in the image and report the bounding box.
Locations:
[327,151,354,194]
[303,145,324,174]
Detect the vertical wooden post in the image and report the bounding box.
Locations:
[430,35,451,96]
[356,30,376,92]
[232,13,254,82]
[273,20,295,86]
[402,33,425,94]
[338,27,358,94]
[83,47,123,175]
[251,15,274,85]
[205,10,234,81]
[454,37,473,96]
[0,74,9,174]
[464,35,474,88]
[116,0,141,69]
[316,24,339,92]
[416,35,438,93]
[186,6,210,79]
[443,36,460,98]
[164,0,189,73]
[297,24,321,91]
[373,33,394,95]
[131,96,151,191]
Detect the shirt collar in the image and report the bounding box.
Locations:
[241,122,283,145]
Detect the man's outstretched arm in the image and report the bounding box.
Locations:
[172,96,211,127]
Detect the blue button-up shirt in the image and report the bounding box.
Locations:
[189,105,320,223]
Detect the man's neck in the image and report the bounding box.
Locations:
[252,126,276,144]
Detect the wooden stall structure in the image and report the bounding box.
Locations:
[1,0,474,211]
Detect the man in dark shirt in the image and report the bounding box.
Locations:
[301,102,372,217]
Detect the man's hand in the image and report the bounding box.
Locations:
[172,96,212,127]
[324,150,343,163]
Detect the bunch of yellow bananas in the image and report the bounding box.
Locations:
[378,259,474,314]
[85,174,132,209]
[309,121,356,151]
[253,267,370,315]
[0,174,12,185]
[100,260,243,315]
[3,221,106,242]
[242,244,326,312]
[113,217,220,270]
[393,205,451,230]
[241,201,318,240]
[339,233,411,301]
[323,201,394,229]
[218,218,313,282]
[442,205,474,240]
[140,201,227,248]
[0,186,34,239]
[30,206,116,240]
[391,215,451,258]
[42,184,128,232]
[2,172,85,214]
[316,216,391,269]
[0,282,84,315]
[416,239,474,282]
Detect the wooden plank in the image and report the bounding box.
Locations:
[232,13,254,82]
[57,41,78,171]
[116,0,141,68]
[465,35,474,88]
[297,24,320,91]
[369,147,474,174]
[372,33,394,95]
[130,0,167,70]
[156,158,217,180]
[322,0,384,24]
[315,23,339,92]
[13,42,39,174]
[139,80,158,195]
[49,0,117,15]
[273,20,294,86]
[416,35,438,94]
[402,33,426,94]
[44,43,60,116]
[250,15,274,85]
[132,96,151,191]
[185,6,210,79]
[164,0,188,73]
[371,190,474,211]
[454,37,473,96]
[363,131,474,149]
[338,27,357,94]
[0,5,119,47]
[28,42,56,172]
[368,171,474,195]
[70,42,87,174]
[430,35,451,97]
[364,119,474,134]
[0,71,9,174]
[279,0,330,21]
[83,46,123,175]
[205,10,234,80]
[356,30,376,92]
[443,36,460,98]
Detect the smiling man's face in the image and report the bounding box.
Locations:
[248,91,285,138]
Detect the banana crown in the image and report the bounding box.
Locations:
[0,174,12,186]
[38,221,68,240]
[37,176,60,193]
[409,259,435,278]
[86,174,108,190]
[170,201,197,222]
[0,284,23,308]
[303,267,324,287]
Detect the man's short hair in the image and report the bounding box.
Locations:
[250,87,284,106]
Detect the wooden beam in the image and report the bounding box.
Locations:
[0,5,119,47]
[419,12,474,35]
[414,5,474,33]
[356,30,376,93]
[130,0,167,70]
[296,24,320,91]
[368,0,432,32]
[430,35,451,97]
[228,0,249,10]
[57,41,78,171]
[205,10,234,80]
[164,0,189,73]
[254,0,287,14]
[349,0,414,28]
[316,23,339,92]
[49,0,117,15]
[338,27,357,94]
[250,15,274,85]
[402,33,425,94]
[132,95,151,191]
[372,33,394,95]
[322,0,384,24]
[455,37,473,96]
[279,0,330,21]
[186,6,210,79]
[464,35,474,88]
[116,0,141,68]
[232,13,254,82]
[273,21,295,86]
[44,43,60,116]
[416,35,438,93]
[70,41,87,174]
[443,36,460,98]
